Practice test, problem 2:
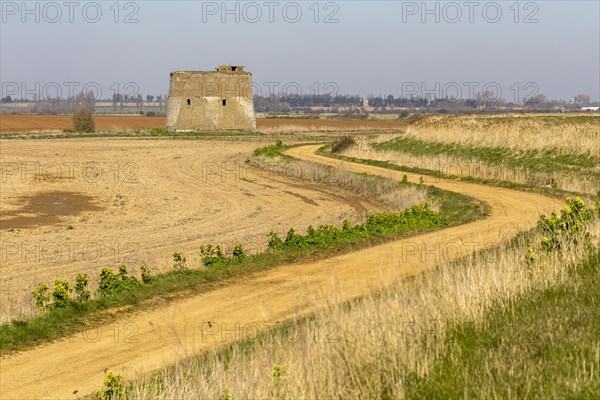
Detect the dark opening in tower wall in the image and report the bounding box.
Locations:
[222,99,227,106]
[187,99,191,106]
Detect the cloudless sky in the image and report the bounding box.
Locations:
[1,1,599,101]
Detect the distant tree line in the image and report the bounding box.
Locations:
[254,94,364,112]
[2,90,597,114]
[1,92,169,115]
[7,91,97,114]
[253,92,598,113]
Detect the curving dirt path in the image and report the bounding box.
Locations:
[0,144,561,399]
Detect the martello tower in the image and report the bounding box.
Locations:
[166,65,256,131]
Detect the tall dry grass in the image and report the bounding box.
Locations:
[125,216,600,399]
[252,156,433,212]
[407,114,599,155]
[342,136,599,194]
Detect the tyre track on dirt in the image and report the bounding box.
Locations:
[0,144,560,399]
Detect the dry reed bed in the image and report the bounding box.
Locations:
[342,137,599,194]
[126,219,600,399]
[407,115,599,155]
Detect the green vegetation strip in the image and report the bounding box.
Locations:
[405,246,600,399]
[0,146,486,354]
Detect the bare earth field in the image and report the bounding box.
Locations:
[0,139,385,320]
[0,144,561,399]
[0,115,165,132]
[0,114,405,133]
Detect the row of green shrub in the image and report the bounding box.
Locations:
[33,203,443,313]
[198,203,447,268]
[268,204,446,250]
[253,140,285,157]
[523,196,599,267]
[31,265,154,311]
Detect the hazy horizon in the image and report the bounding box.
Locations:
[1,1,599,102]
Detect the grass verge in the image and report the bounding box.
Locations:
[405,246,600,399]
[374,136,600,190]
[319,145,590,200]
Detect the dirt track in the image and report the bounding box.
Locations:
[0,145,560,399]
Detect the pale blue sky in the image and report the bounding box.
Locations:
[1,1,599,101]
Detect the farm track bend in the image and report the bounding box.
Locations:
[0,144,561,399]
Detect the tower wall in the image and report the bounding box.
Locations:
[166,66,256,131]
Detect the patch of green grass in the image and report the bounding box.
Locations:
[253,140,285,157]
[405,246,600,399]
[376,136,599,169]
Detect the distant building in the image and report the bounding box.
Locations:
[166,65,256,131]
[581,106,600,111]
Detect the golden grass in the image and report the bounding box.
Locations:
[252,155,433,212]
[125,218,600,399]
[407,115,599,155]
[342,136,599,194]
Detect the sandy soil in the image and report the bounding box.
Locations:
[0,144,561,399]
[0,139,384,318]
[0,115,405,133]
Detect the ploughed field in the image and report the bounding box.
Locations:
[0,138,385,321]
[0,114,405,133]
